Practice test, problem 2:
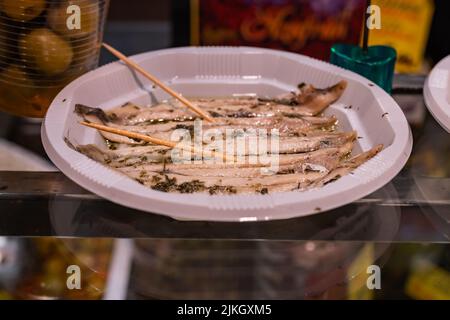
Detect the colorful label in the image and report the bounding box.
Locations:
[191,0,366,61]
[369,0,434,73]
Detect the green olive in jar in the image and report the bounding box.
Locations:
[20,28,74,76]
[0,0,46,22]
[47,0,100,39]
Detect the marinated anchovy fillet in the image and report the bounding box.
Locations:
[74,81,383,195]
[80,142,353,170]
[258,80,348,115]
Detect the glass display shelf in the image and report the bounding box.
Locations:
[0,171,449,242]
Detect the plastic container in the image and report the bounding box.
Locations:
[42,46,413,222]
[330,44,397,93]
[0,0,109,118]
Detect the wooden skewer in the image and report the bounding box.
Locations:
[102,43,215,123]
[79,121,232,162]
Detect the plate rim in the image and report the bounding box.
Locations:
[424,55,450,133]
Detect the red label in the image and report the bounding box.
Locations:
[195,0,366,61]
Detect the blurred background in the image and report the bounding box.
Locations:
[105,0,450,67]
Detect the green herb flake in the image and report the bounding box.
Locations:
[177,180,206,194]
[151,175,177,192]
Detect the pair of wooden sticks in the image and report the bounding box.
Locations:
[80,43,229,160]
[80,43,235,162]
[80,121,234,162]
[102,43,215,123]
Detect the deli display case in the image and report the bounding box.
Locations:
[0,0,449,301]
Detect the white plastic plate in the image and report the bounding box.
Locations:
[42,47,412,222]
[424,55,450,133]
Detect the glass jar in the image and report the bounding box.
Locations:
[0,0,110,118]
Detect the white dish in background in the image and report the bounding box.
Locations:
[42,47,412,222]
[424,55,450,133]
